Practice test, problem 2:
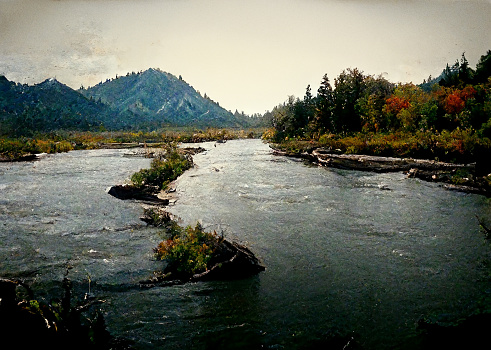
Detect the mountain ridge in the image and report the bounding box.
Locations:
[1,69,266,136]
[80,68,242,128]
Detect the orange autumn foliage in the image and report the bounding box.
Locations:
[384,96,410,115]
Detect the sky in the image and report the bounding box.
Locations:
[0,0,490,115]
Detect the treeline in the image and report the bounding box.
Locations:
[269,51,490,140]
[265,51,491,172]
[0,128,265,161]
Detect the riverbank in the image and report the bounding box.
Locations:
[270,144,491,197]
[0,128,264,162]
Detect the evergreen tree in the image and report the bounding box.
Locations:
[314,74,334,133]
[458,52,474,85]
[474,50,491,84]
[440,62,460,87]
[332,68,366,133]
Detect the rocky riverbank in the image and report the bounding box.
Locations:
[271,146,491,197]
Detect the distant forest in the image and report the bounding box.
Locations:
[267,51,491,140]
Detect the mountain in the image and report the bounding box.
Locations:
[81,68,242,128]
[1,69,268,136]
[0,76,120,136]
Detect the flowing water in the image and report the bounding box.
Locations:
[1,140,491,349]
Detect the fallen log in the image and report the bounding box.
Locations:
[311,149,475,173]
[272,146,491,196]
[190,240,266,282]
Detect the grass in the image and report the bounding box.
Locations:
[268,129,491,166]
[0,127,266,161]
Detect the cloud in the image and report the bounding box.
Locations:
[1,0,490,113]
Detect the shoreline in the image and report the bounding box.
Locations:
[271,146,491,197]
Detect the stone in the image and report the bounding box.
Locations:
[107,184,169,205]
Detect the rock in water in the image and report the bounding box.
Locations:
[107,184,169,205]
[139,207,174,226]
[190,240,266,281]
[140,239,265,287]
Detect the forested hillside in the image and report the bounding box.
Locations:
[80,69,244,129]
[0,69,269,136]
[0,76,117,136]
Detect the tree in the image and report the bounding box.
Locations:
[271,98,294,138]
[383,83,438,131]
[474,50,491,84]
[357,74,394,132]
[440,62,460,87]
[332,68,366,133]
[440,53,475,88]
[271,95,311,139]
[458,52,474,85]
[304,84,313,103]
[313,74,334,134]
[302,85,316,136]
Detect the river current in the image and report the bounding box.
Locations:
[1,139,490,349]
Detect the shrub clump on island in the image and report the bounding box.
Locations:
[130,144,194,191]
[155,223,223,277]
[108,143,197,203]
[139,209,265,286]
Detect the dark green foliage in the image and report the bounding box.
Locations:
[0,277,131,349]
[474,50,491,84]
[314,74,334,133]
[130,144,193,190]
[332,68,366,133]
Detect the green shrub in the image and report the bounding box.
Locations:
[155,223,222,276]
[130,145,192,190]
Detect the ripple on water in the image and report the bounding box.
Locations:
[2,141,491,349]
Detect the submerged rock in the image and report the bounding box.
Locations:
[139,207,175,227]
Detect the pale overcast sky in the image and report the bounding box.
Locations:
[0,0,490,114]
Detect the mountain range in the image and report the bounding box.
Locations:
[0,69,265,136]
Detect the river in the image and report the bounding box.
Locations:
[1,139,490,349]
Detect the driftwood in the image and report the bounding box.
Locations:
[273,147,490,196]
[311,149,475,173]
[190,240,265,281]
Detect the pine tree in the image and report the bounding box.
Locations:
[315,74,334,133]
